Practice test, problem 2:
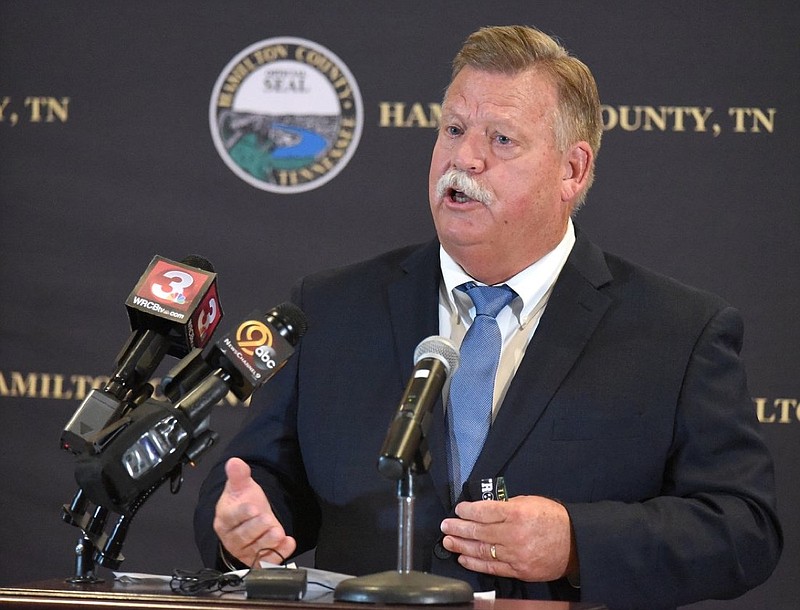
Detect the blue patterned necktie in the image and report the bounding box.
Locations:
[448,282,516,499]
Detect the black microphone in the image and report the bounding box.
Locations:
[377,336,459,481]
[61,255,223,456]
[111,254,223,395]
[161,301,308,402]
[73,302,308,514]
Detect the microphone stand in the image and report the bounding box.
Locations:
[334,448,472,604]
[61,466,183,582]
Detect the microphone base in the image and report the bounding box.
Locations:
[333,570,473,605]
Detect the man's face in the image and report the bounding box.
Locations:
[428,66,586,284]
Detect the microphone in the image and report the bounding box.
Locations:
[334,336,473,604]
[377,336,459,481]
[114,254,223,391]
[61,255,223,456]
[161,302,308,402]
[73,302,307,514]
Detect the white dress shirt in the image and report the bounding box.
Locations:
[438,219,576,418]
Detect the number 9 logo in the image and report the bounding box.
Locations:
[236,320,273,356]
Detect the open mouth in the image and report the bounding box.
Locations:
[448,188,473,204]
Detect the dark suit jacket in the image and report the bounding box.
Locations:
[195,230,781,609]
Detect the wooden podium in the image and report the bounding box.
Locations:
[0,579,607,610]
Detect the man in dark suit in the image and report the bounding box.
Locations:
[195,25,781,608]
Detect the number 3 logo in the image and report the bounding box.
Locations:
[197,298,218,338]
[151,269,194,304]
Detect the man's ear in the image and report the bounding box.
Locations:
[561,141,593,203]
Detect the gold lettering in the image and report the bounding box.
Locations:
[338,85,352,101]
[296,47,329,74]
[0,96,12,121]
[20,97,69,123]
[601,105,618,130]
[222,58,261,94]
[616,106,641,131]
[0,371,168,401]
[52,374,73,400]
[253,45,288,64]
[729,107,776,133]
[0,371,38,398]
[773,398,797,424]
[335,126,353,146]
[277,170,297,186]
[294,46,353,97]
[311,157,334,173]
[427,103,442,128]
[24,97,46,122]
[40,373,53,399]
[603,105,714,133]
[406,103,434,128]
[754,397,799,424]
[218,92,233,108]
[45,97,69,122]
[8,372,38,397]
[641,106,668,132]
[378,102,441,128]
[750,108,776,132]
[327,64,341,83]
[70,375,98,400]
[226,63,249,87]
[687,106,713,132]
[754,397,774,423]
[217,45,291,104]
[0,371,75,398]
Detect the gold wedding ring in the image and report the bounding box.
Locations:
[490,544,497,560]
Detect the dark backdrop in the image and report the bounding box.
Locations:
[1,2,797,608]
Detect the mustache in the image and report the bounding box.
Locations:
[435,169,495,205]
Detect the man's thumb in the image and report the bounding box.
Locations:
[223,457,253,495]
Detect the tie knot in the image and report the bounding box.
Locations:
[460,282,516,318]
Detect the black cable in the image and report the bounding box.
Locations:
[170,568,244,595]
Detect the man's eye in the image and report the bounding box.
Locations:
[445,125,462,136]
[495,134,512,145]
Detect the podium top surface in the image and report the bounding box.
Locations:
[0,579,606,610]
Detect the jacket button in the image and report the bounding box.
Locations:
[433,539,452,560]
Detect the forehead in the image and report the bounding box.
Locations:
[442,66,558,122]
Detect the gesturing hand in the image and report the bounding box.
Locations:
[440,495,577,582]
[213,457,297,567]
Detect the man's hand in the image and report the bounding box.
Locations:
[213,457,297,567]
[440,495,577,582]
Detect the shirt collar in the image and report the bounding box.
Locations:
[440,218,576,326]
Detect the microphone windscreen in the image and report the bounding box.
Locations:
[414,336,459,373]
[270,302,309,345]
[181,254,215,273]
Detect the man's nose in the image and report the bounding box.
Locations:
[451,132,486,173]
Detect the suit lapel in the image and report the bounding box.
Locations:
[470,232,614,486]
[386,240,455,509]
[386,240,441,382]
[383,233,615,508]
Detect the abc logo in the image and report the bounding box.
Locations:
[236,320,277,370]
[253,344,278,371]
